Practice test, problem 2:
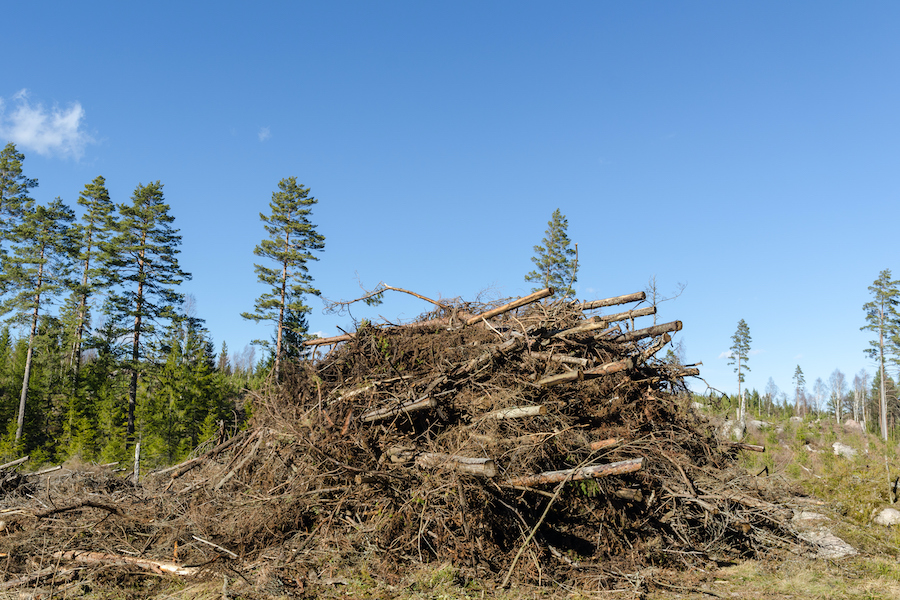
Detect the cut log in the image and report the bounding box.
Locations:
[415,453,498,477]
[484,405,547,420]
[503,457,643,487]
[728,442,765,452]
[551,317,608,338]
[599,305,656,324]
[579,292,646,311]
[465,288,553,326]
[360,396,437,423]
[537,369,584,387]
[610,321,682,343]
[583,358,632,379]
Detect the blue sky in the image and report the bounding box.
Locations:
[3,2,898,402]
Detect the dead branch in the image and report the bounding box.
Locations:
[503,458,644,487]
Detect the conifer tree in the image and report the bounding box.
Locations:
[524,209,577,297]
[67,176,116,373]
[107,181,190,441]
[0,199,77,442]
[729,319,751,421]
[793,365,806,416]
[242,177,325,381]
[862,268,899,441]
[0,143,37,262]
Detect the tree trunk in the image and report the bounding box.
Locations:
[16,254,44,443]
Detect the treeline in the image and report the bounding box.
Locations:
[0,143,268,467]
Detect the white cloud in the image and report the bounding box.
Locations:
[718,351,733,359]
[0,89,94,159]
[258,126,271,142]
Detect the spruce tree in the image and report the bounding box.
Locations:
[0,198,77,442]
[793,365,806,416]
[524,209,577,297]
[862,268,899,441]
[107,181,190,441]
[242,177,325,381]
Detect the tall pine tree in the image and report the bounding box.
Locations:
[242,177,324,381]
[0,143,37,266]
[862,268,899,441]
[0,199,77,442]
[107,181,189,441]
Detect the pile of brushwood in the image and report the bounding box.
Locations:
[0,287,812,596]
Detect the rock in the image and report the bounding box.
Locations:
[748,419,770,431]
[690,401,705,411]
[798,528,858,559]
[874,508,900,526]
[792,511,830,525]
[720,420,745,440]
[843,419,863,434]
[790,416,803,423]
[832,442,857,458]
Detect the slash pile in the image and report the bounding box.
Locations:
[0,287,808,595]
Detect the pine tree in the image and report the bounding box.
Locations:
[242,177,325,381]
[0,143,37,248]
[862,268,899,441]
[0,199,77,442]
[793,365,806,417]
[524,209,577,297]
[67,176,116,373]
[729,319,751,421]
[107,181,190,441]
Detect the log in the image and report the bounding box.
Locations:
[599,305,656,324]
[638,333,671,362]
[0,456,28,470]
[415,453,498,477]
[304,333,353,347]
[551,317,608,338]
[503,457,643,487]
[465,288,553,326]
[583,358,632,379]
[484,405,547,420]
[610,320,682,343]
[360,396,437,422]
[537,369,583,387]
[528,351,589,367]
[579,292,646,311]
[52,550,198,577]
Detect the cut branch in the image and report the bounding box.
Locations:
[465,288,553,326]
[415,453,498,477]
[503,457,643,487]
[484,405,547,420]
[360,396,437,423]
[610,320,682,343]
[52,550,198,577]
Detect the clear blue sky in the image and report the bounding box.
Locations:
[3,2,898,403]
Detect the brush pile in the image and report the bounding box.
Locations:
[0,287,809,596]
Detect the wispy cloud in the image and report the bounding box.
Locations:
[258,126,271,142]
[0,89,94,159]
[718,351,733,359]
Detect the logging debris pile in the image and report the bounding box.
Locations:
[0,287,810,596]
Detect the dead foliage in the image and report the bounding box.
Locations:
[0,288,811,596]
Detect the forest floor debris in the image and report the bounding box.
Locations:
[0,288,834,597]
